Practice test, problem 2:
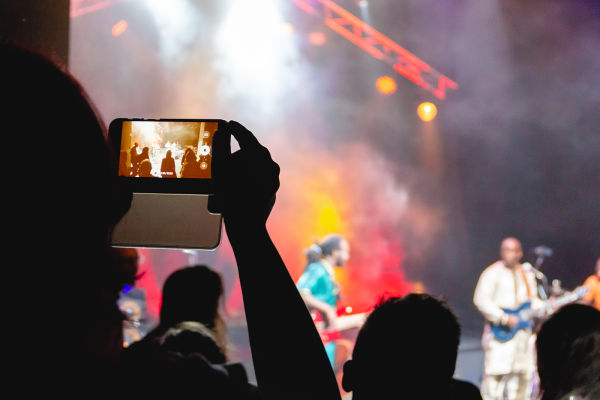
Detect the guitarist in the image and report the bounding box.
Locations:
[473,237,543,400]
[296,234,350,368]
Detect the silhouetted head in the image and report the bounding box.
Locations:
[500,237,523,268]
[160,321,226,364]
[536,304,600,400]
[139,159,153,177]
[160,265,224,329]
[2,43,131,244]
[319,233,350,267]
[183,147,195,163]
[342,294,461,399]
[1,43,132,373]
[166,150,172,158]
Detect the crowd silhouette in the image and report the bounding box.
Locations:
[126,144,206,178]
[536,304,600,400]
[123,265,228,361]
[341,294,482,399]
[4,43,598,399]
[160,149,176,178]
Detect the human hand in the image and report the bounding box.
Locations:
[325,307,338,329]
[209,121,280,234]
[505,315,519,327]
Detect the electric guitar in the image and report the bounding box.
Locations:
[311,311,368,343]
[490,285,589,343]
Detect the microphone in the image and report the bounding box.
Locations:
[533,246,553,258]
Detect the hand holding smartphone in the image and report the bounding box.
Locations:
[108,118,224,249]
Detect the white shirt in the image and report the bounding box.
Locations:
[474,261,540,325]
[473,261,542,375]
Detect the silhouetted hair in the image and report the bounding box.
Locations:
[159,265,227,356]
[350,294,461,396]
[319,234,344,256]
[160,265,223,328]
[303,242,323,267]
[183,147,196,163]
[2,43,131,237]
[160,321,226,364]
[139,159,152,177]
[536,304,600,400]
[1,43,132,380]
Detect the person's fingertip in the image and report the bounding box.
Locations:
[228,121,261,149]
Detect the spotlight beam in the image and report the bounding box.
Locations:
[293,0,458,100]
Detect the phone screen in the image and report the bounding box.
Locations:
[117,120,217,179]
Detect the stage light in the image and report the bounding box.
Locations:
[309,32,326,46]
[293,0,458,100]
[417,102,437,122]
[112,19,128,37]
[376,76,397,95]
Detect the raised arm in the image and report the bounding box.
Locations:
[210,121,341,400]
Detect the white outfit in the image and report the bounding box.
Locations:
[473,261,542,400]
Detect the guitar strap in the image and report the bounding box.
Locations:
[519,266,533,299]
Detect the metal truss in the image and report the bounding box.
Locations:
[294,0,458,100]
[70,0,129,18]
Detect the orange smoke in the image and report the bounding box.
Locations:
[263,136,444,313]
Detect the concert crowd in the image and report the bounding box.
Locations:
[3,43,599,400]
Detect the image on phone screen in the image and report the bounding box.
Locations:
[118,120,217,180]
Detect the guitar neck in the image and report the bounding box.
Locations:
[533,286,589,318]
[333,312,367,331]
[549,290,585,308]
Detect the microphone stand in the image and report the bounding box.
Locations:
[533,256,549,300]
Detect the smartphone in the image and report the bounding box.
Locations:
[108,118,224,249]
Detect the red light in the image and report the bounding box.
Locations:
[309,32,326,46]
[112,20,128,37]
[376,76,397,95]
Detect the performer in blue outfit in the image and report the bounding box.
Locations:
[297,234,350,367]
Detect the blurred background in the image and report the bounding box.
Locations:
[4,0,599,388]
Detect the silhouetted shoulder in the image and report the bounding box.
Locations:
[450,378,483,400]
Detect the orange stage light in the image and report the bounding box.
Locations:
[417,102,437,122]
[112,19,128,37]
[376,76,397,94]
[309,32,327,46]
